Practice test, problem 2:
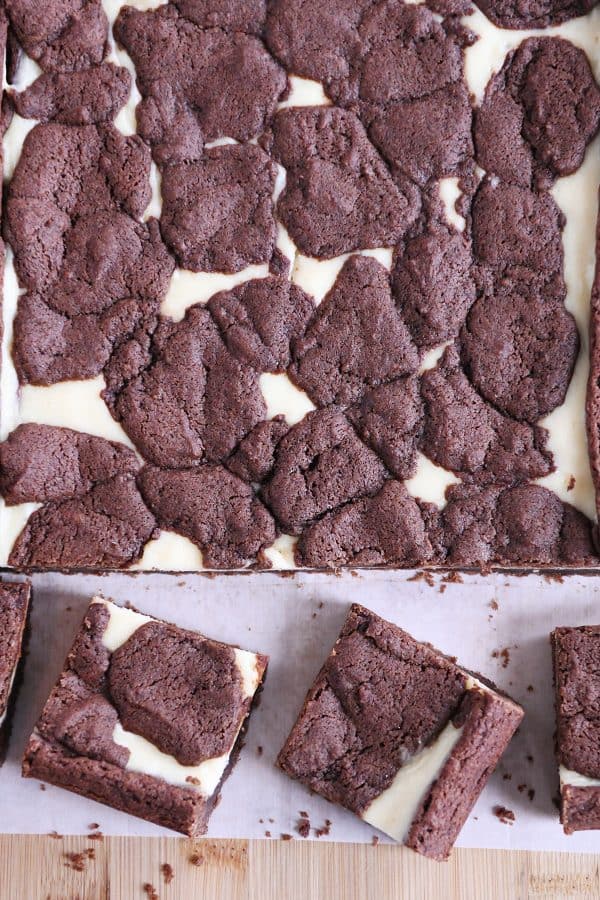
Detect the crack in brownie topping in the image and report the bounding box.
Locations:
[0,0,599,570]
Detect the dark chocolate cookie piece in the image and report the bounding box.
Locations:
[114,4,285,148]
[269,106,419,258]
[461,268,578,422]
[12,63,131,125]
[8,474,156,569]
[227,417,289,483]
[5,0,108,72]
[347,376,422,479]
[108,620,246,765]
[208,276,315,372]
[297,479,432,567]
[290,255,418,406]
[138,464,276,568]
[261,407,387,534]
[472,177,564,278]
[420,345,553,483]
[475,38,600,189]
[103,305,266,469]
[393,227,476,349]
[160,144,277,273]
[53,693,129,768]
[432,482,598,566]
[0,424,140,504]
[472,0,595,29]
[553,626,600,778]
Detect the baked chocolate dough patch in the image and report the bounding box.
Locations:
[5,0,108,72]
[138,464,276,569]
[475,38,600,189]
[473,0,596,29]
[208,276,315,372]
[0,425,156,569]
[420,345,553,483]
[159,144,278,273]
[103,305,266,469]
[268,106,419,258]
[12,63,131,125]
[290,255,418,407]
[114,3,285,153]
[460,268,579,423]
[262,407,387,534]
[296,479,433,567]
[5,123,173,385]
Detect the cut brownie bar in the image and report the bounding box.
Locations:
[552,625,600,833]
[23,597,268,836]
[0,580,30,761]
[278,604,523,859]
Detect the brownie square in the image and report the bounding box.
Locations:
[0,580,30,761]
[552,625,600,833]
[23,597,268,836]
[278,603,523,859]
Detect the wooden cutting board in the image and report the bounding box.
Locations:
[1,838,598,900]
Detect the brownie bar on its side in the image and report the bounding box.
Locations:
[586,193,600,543]
[23,598,268,836]
[0,580,30,762]
[277,603,523,860]
[552,625,600,833]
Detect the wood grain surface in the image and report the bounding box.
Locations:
[1,837,598,900]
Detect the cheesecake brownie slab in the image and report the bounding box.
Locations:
[23,597,268,836]
[0,580,30,761]
[278,603,523,859]
[552,625,600,833]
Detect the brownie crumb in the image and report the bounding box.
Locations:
[48,831,62,839]
[88,823,100,830]
[63,848,95,871]
[315,819,332,838]
[265,830,272,838]
[543,572,564,583]
[439,584,447,594]
[185,776,201,786]
[442,571,464,584]
[567,475,576,491]
[528,789,535,803]
[39,784,46,791]
[527,754,534,763]
[407,571,435,587]
[257,745,263,756]
[189,854,204,867]
[517,783,526,793]
[143,884,159,900]
[161,863,174,885]
[492,647,511,668]
[299,810,309,818]
[371,835,380,846]
[527,684,534,693]
[552,794,561,811]
[502,773,512,781]
[296,819,310,838]
[88,831,104,841]
[489,600,499,611]
[493,805,515,825]
[281,833,293,841]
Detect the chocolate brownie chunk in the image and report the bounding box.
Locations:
[5,0,108,72]
[262,408,387,534]
[278,604,523,859]
[473,0,595,29]
[160,144,277,273]
[460,269,578,422]
[103,305,265,468]
[393,227,476,349]
[552,625,600,832]
[347,377,422,479]
[0,582,30,762]
[296,480,432,566]
[475,38,600,189]
[114,4,285,149]
[5,123,172,385]
[290,256,418,407]
[173,0,266,33]
[431,483,597,566]
[587,201,600,530]
[420,346,553,483]
[12,63,131,125]
[226,417,289,483]
[208,277,315,372]
[9,474,156,569]
[23,597,268,836]
[0,424,141,504]
[268,106,419,258]
[0,424,156,569]
[472,178,564,278]
[138,464,276,569]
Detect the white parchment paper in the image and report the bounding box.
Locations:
[1,568,600,853]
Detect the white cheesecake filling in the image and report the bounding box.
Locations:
[439,177,466,232]
[559,765,600,789]
[362,676,488,842]
[130,531,204,571]
[278,75,331,109]
[292,247,394,303]
[91,598,261,795]
[404,453,460,509]
[262,533,298,569]
[259,372,316,425]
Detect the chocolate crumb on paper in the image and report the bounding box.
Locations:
[161,863,174,885]
[493,805,516,825]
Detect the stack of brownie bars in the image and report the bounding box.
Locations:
[0,0,599,864]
